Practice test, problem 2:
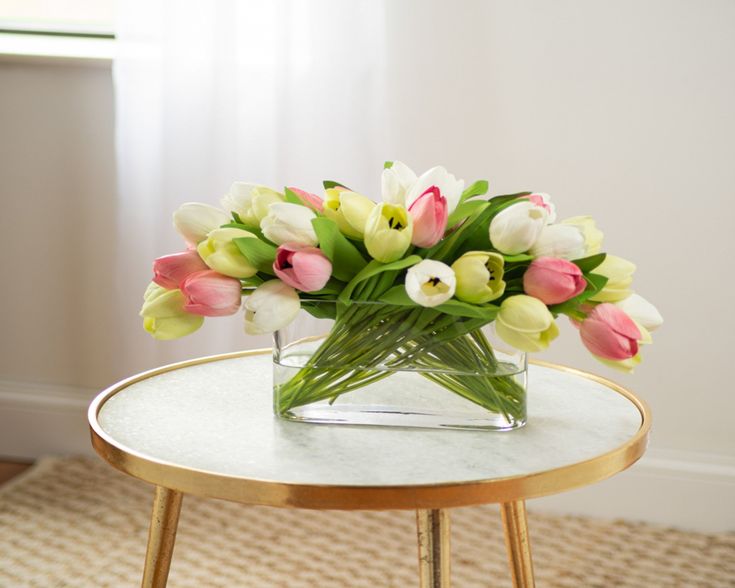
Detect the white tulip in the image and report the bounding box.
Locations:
[561,216,603,255]
[405,166,465,214]
[529,224,587,260]
[616,294,663,332]
[173,203,230,246]
[381,161,418,206]
[243,279,301,335]
[405,259,456,307]
[221,182,283,227]
[489,201,548,255]
[527,193,557,223]
[260,202,318,246]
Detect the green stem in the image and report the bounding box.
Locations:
[274,307,526,424]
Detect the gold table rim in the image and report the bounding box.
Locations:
[88,349,651,511]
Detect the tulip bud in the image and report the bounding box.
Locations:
[243,279,300,335]
[529,224,586,260]
[153,250,209,290]
[451,251,505,304]
[381,161,418,206]
[364,203,414,263]
[273,243,332,292]
[180,270,242,317]
[526,193,557,223]
[580,303,641,361]
[405,260,456,307]
[173,203,230,246]
[561,216,603,255]
[140,282,204,340]
[197,227,258,279]
[260,202,318,246]
[615,293,663,332]
[495,295,559,352]
[523,257,586,305]
[405,166,464,214]
[589,255,636,302]
[489,200,549,255]
[221,183,284,227]
[323,188,376,239]
[287,187,324,212]
[407,186,448,248]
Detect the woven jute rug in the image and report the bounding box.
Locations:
[0,457,732,588]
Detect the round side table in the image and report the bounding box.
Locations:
[88,350,650,588]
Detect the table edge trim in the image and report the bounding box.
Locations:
[88,350,651,510]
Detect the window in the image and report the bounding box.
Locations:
[0,0,114,37]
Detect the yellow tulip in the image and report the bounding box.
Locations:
[495,295,559,352]
[140,283,204,340]
[197,227,258,278]
[589,254,636,302]
[451,251,506,304]
[364,203,413,263]
[323,188,376,239]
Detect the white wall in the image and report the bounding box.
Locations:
[0,0,733,530]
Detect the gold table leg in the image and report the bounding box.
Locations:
[416,508,451,587]
[500,500,535,588]
[142,486,183,588]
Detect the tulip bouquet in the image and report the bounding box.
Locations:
[141,161,662,428]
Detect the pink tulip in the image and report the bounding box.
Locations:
[180,270,242,316]
[523,257,586,305]
[153,250,209,289]
[273,243,332,292]
[407,186,448,248]
[579,303,641,360]
[288,186,324,212]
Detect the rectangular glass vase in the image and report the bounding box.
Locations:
[273,301,527,431]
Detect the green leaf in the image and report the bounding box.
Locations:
[231,211,244,224]
[241,275,264,288]
[323,180,352,191]
[306,277,345,296]
[233,237,277,274]
[301,301,337,320]
[383,161,394,169]
[573,253,607,273]
[459,180,489,203]
[338,256,422,304]
[379,286,417,306]
[502,253,534,263]
[548,274,608,315]
[435,300,500,320]
[311,217,368,282]
[221,222,271,243]
[488,192,532,206]
[379,287,500,320]
[576,272,608,301]
[446,200,488,228]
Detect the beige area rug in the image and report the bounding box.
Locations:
[0,457,733,588]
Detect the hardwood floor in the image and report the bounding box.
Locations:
[0,461,33,486]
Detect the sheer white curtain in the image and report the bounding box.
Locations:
[114,1,389,371]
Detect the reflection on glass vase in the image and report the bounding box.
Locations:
[273,301,527,431]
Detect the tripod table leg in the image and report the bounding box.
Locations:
[500,500,535,588]
[416,508,451,587]
[141,486,183,588]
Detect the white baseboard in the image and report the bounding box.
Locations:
[531,448,735,533]
[0,379,97,460]
[1,380,733,532]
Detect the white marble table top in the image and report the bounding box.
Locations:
[94,352,645,489]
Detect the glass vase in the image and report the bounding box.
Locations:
[273,301,527,431]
